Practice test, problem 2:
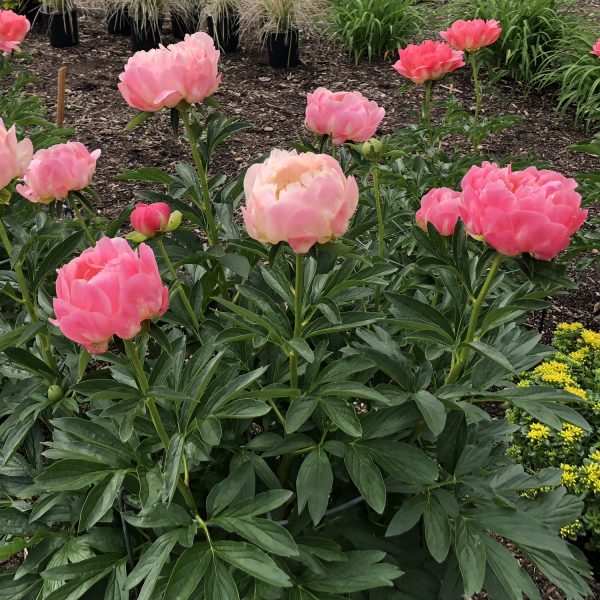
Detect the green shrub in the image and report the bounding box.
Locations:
[330,0,422,64]
[508,322,600,549]
[458,0,574,83]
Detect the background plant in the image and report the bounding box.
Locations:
[329,0,422,64]
[508,323,600,550]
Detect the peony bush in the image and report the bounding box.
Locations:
[0,15,597,600]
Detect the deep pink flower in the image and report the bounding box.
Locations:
[131,203,171,237]
[242,149,359,254]
[393,40,465,84]
[305,87,385,145]
[460,162,587,260]
[118,32,221,112]
[50,237,169,354]
[440,19,501,52]
[416,187,463,236]
[591,37,600,58]
[0,117,32,190]
[17,142,100,204]
[0,9,30,54]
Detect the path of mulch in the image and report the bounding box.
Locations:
[7,10,600,599]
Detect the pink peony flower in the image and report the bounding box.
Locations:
[591,37,600,58]
[305,87,385,145]
[460,162,587,260]
[440,19,501,52]
[131,202,171,237]
[0,117,32,190]
[242,149,359,254]
[416,187,463,236]
[17,142,101,204]
[50,237,169,354]
[393,40,465,84]
[118,32,221,112]
[0,9,30,54]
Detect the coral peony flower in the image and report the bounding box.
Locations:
[118,32,221,112]
[50,237,169,354]
[305,87,385,145]
[460,162,587,260]
[440,19,501,52]
[17,142,101,204]
[416,187,463,236]
[0,9,30,54]
[0,117,32,190]
[591,37,600,58]
[242,149,359,254]
[393,40,465,84]
[131,202,171,237]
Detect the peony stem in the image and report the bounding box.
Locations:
[155,236,201,334]
[180,108,228,299]
[0,216,57,374]
[372,164,384,310]
[422,80,435,145]
[124,338,208,533]
[70,198,95,246]
[289,252,304,391]
[445,252,503,384]
[469,52,482,151]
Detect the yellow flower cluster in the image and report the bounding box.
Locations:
[564,385,587,400]
[560,520,582,539]
[526,422,551,442]
[533,361,574,386]
[559,423,584,445]
[560,463,578,488]
[589,450,600,462]
[556,322,584,334]
[581,329,600,349]
[583,463,600,493]
[517,379,532,388]
[569,347,589,362]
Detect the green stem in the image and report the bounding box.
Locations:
[445,253,503,385]
[156,237,201,333]
[372,164,384,310]
[179,109,218,248]
[180,108,228,299]
[290,252,304,391]
[331,139,338,160]
[422,80,434,145]
[268,399,286,428]
[469,52,482,151]
[124,338,206,530]
[70,199,95,246]
[0,216,57,374]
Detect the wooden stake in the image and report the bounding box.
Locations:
[56,67,67,126]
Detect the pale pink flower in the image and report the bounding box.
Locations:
[460,162,587,260]
[416,187,463,236]
[591,37,600,58]
[393,40,465,84]
[242,149,359,254]
[0,9,30,54]
[0,117,32,190]
[440,19,501,52]
[17,142,100,204]
[131,202,171,237]
[305,87,385,145]
[118,32,221,112]
[50,237,169,354]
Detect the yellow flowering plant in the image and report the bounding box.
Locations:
[508,322,600,549]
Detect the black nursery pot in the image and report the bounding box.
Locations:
[207,13,239,53]
[171,10,198,40]
[131,19,162,52]
[266,28,299,68]
[107,8,131,36]
[45,7,79,48]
